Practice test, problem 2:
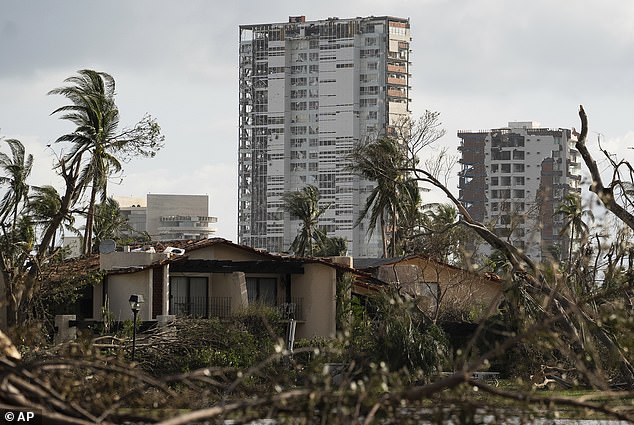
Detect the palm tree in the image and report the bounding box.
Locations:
[282,185,331,257]
[349,137,417,257]
[556,192,594,268]
[91,197,131,253]
[28,185,77,254]
[0,139,33,232]
[48,70,122,255]
[315,236,348,257]
[0,138,35,325]
[417,203,460,263]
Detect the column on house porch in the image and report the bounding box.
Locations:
[291,263,337,339]
[208,271,247,318]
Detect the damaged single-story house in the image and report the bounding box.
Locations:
[354,255,503,321]
[45,238,376,339]
[28,239,503,340]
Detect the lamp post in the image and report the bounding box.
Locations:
[128,294,144,361]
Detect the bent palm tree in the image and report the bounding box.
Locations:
[49,70,163,254]
[282,185,331,257]
[49,70,120,255]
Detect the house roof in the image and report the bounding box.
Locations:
[43,238,384,292]
[42,254,101,283]
[43,238,499,295]
[353,255,501,284]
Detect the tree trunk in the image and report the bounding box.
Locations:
[391,207,397,257]
[83,177,98,255]
[380,212,387,258]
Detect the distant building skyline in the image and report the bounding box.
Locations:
[458,122,582,262]
[118,194,218,241]
[238,15,412,256]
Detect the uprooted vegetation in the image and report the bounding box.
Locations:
[4,107,634,423]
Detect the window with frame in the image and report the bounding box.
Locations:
[169,276,208,317]
[246,277,277,306]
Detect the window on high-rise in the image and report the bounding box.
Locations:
[492,150,511,160]
[513,150,525,160]
[360,98,377,107]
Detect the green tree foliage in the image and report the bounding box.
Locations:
[0,70,163,327]
[556,192,594,269]
[281,185,331,256]
[28,185,77,254]
[0,139,36,325]
[91,197,131,253]
[349,111,446,258]
[349,137,417,257]
[365,288,448,376]
[0,139,33,228]
[314,236,348,257]
[413,203,476,265]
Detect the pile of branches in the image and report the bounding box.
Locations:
[2,320,634,424]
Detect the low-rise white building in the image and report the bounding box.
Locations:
[119,194,217,241]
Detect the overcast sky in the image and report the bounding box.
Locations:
[1,0,633,241]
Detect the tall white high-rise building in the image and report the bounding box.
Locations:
[458,122,582,262]
[238,16,411,256]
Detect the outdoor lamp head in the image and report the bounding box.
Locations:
[129,294,144,312]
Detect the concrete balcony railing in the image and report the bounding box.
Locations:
[387,77,407,86]
[387,88,406,98]
[387,64,406,73]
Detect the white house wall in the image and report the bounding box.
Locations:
[291,263,337,338]
[94,270,152,322]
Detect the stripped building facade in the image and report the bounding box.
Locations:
[458,122,582,261]
[238,16,411,257]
